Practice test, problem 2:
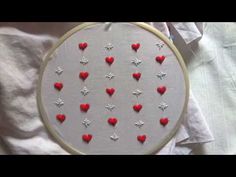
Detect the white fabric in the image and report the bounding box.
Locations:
[172,23,236,154]
[0,23,213,154]
[169,22,203,44]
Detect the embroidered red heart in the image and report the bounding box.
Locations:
[137,135,146,143]
[108,117,118,126]
[105,56,114,65]
[156,55,166,64]
[132,72,141,81]
[54,82,63,91]
[157,86,167,95]
[79,42,88,50]
[80,103,90,112]
[56,114,66,123]
[79,72,89,81]
[82,134,92,143]
[131,43,140,51]
[106,88,115,96]
[133,104,143,112]
[160,117,169,126]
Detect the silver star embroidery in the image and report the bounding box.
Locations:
[131,57,142,66]
[105,72,115,80]
[82,118,91,128]
[132,89,142,96]
[110,133,119,141]
[55,67,63,75]
[157,72,167,80]
[105,104,116,111]
[81,86,89,96]
[105,43,114,51]
[135,120,144,128]
[158,102,168,111]
[156,43,164,50]
[54,98,64,108]
[80,56,89,65]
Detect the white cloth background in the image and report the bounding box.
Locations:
[170,23,236,154]
[0,23,213,154]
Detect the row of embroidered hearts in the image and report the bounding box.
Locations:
[56,71,162,81]
[79,42,145,53]
[131,44,145,144]
[56,72,141,81]
[81,134,148,143]
[78,103,162,112]
[82,133,165,143]
[54,83,166,96]
[97,56,166,65]
[56,114,168,143]
[80,47,90,143]
[56,115,168,126]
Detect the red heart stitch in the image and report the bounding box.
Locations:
[157,86,166,95]
[137,135,146,143]
[131,43,140,52]
[133,104,143,112]
[132,72,141,81]
[79,72,89,81]
[82,134,92,143]
[160,117,169,126]
[105,56,114,65]
[56,114,66,123]
[108,117,118,126]
[80,103,90,112]
[79,42,88,50]
[156,55,166,64]
[106,88,115,96]
[54,82,63,91]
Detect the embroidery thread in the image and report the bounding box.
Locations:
[55,67,63,75]
[82,118,91,128]
[54,98,64,108]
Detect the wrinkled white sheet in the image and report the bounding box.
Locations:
[0,23,213,154]
[172,23,236,154]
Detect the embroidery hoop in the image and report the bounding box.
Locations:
[37,22,189,154]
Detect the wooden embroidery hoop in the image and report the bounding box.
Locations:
[37,22,189,154]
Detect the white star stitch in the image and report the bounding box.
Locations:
[132,89,142,96]
[105,72,115,80]
[81,86,89,96]
[158,102,168,111]
[80,56,89,65]
[105,43,114,51]
[105,104,116,111]
[131,57,142,66]
[110,133,119,141]
[55,67,63,75]
[82,118,91,128]
[156,43,164,50]
[54,98,64,108]
[157,72,167,80]
[135,120,144,128]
